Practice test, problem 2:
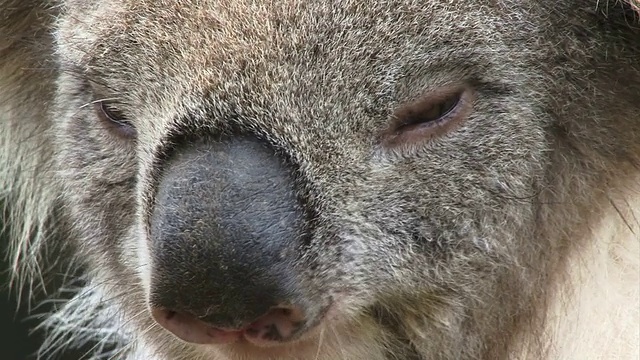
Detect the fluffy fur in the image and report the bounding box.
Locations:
[1,0,639,359]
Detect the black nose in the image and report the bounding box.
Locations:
[148,136,308,333]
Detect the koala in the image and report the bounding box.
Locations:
[1,0,639,359]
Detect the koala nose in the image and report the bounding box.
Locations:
[148,136,309,343]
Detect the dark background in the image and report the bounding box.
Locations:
[1,234,88,360]
[0,255,48,360]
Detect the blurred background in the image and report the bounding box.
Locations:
[1,232,88,360]
[0,247,48,360]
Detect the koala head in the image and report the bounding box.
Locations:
[46,0,639,359]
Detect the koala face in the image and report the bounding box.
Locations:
[47,0,639,359]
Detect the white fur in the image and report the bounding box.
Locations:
[525,190,640,359]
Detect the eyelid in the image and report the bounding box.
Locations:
[392,92,462,133]
[93,98,137,139]
[380,86,475,151]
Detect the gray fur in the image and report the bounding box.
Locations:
[1,0,639,359]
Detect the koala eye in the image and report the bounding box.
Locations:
[381,86,474,149]
[94,100,137,139]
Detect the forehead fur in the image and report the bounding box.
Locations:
[54,0,640,186]
[58,0,544,149]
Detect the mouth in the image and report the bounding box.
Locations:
[210,326,330,360]
[156,306,337,360]
[152,302,335,349]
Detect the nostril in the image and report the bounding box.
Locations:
[150,307,243,345]
[244,306,306,344]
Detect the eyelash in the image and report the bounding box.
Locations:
[94,99,137,139]
[380,86,474,150]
